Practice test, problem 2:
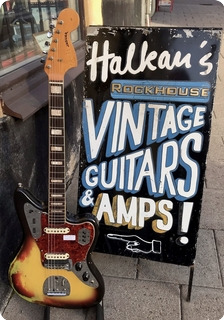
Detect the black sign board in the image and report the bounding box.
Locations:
[78,27,221,266]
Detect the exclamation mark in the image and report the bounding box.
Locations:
[177,202,193,246]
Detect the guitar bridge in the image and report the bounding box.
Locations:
[43,259,72,270]
[43,276,70,296]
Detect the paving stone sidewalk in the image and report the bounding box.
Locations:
[1,1,224,319]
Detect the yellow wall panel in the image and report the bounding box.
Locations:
[84,0,103,26]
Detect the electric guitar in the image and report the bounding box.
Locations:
[9,8,104,308]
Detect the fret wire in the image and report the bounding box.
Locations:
[48,216,65,219]
[50,158,64,162]
[50,122,64,126]
[50,175,64,179]
[49,216,65,219]
[50,191,65,193]
[50,184,65,190]
[49,182,65,184]
[50,179,65,185]
[49,185,65,187]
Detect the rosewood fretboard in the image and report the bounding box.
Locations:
[48,80,66,226]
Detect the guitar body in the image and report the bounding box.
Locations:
[9,8,104,309]
[9,186,104,308]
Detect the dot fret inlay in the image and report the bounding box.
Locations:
[51,129,63,135]
[51,109,62,116]
[51,146,63,151]
[51,161,63,166]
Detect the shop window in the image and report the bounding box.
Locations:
[0,0,85,120]
[0,0,81,74]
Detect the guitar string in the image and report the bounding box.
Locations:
[49,20,58,291]
[46,11,80,297]
[52,28,57,288]
[48,71,51,289]
[48,59,51,283]
[53,22,59,279]
[48,16,69,295]
[49,43,53,286]
[52,19,66,287]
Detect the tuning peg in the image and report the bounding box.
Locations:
[40,57,46,64]
[45,41,51,46]
[47,31,52,38]
[49,22,55,30]
[42,50,48,54]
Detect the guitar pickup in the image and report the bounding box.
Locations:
[44,253,69,260]
[44,227,70,234]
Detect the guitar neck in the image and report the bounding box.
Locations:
[48,80,66,226]
[43,8,80,227]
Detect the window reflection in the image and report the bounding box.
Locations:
[0,0,78,73]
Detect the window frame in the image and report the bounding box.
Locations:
[0,0,86,120]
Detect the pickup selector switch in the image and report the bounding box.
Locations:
[78,228,90,245]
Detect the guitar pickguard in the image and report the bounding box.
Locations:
[23,202,99,289]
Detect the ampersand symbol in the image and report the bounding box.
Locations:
[80,189,94,207]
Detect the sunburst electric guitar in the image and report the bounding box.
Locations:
[9,8,104,309]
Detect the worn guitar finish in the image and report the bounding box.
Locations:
[9,8,104,308]
[10,187,104,308]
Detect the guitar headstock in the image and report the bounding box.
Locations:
[44,8,79,81]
